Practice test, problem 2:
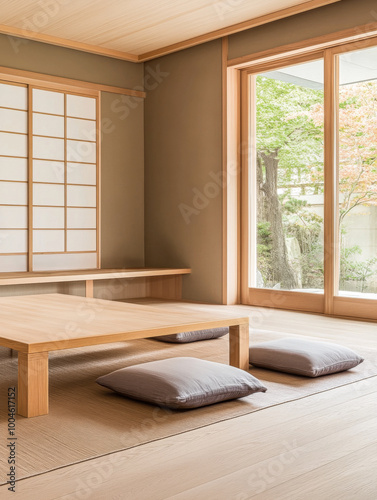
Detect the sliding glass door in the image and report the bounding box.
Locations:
[242,55,326,313]
[332,42,377,319]
[241,39,377,319]
[337,46,377,298]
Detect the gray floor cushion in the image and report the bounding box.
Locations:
[249,338,364,377]
[96,357,267,409]
[154,327,229,343]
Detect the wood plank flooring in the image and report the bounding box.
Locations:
[1,300,376,500]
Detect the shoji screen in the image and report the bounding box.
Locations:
[0,82,28,272]
[31,88,99,271]
[0,80,99,274]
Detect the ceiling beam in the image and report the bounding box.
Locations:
[0,0,341,64]
[0,23,139,62]
[138,0,342,61]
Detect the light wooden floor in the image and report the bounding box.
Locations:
[2,300,377,500]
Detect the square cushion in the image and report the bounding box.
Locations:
[154,327,228,344]
[96,357,267,409]
[249,338,364,377]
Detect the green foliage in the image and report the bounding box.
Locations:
[340,246,377,292]
[256,75,326,289]
[282,196,324,289]
[256,74,377,293]
[256,75,324,185]
[257,222,273,286]
[257,197,377,292]
[339,95,358,109]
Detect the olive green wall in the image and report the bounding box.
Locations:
[228,0,377,60]
[144,0,377,304]
[0,34,144,297]
[100,91,144,269]
[0,34,142,88]
[144,41,223,303]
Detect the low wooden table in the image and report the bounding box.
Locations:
[0,294,249,418]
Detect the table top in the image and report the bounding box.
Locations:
[0,294,249,353]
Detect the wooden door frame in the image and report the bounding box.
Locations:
[329,37,377,321]
[240,54,326,314]
[226,32,377,321]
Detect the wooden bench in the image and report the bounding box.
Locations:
[0,268,191,300]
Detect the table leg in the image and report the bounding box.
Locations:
[229,323,249,371]
[86,280,94,298]
[18,352,49,418]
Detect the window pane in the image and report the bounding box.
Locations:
[33,252,97,271]
[0,206,27,228]
[67,117,96,141]
[67,140,96,163]
[33,160,64,184]
[67,230,96,252]
[33,136,64,160]
[67,163,96,185]
[0,158,27,181]
[0,132,27,157]
[33,113,64,138]
[33,230,64,252]
[33,89,64,115]
[0,229,27,253]
[67,185,96,207]
[0,254,27,272]
[0,181,27,205]
[251,59,324,291]
[67,208,96,228]
[66,94,96,119]
[0,108,27,133]
[33,207,64,229]
[33,184,64,206]
[0,83,27,110]
[338,46,377,298]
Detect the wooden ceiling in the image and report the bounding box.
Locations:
[0,0,341,62]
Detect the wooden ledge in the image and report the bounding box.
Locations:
[0,268,191,286]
